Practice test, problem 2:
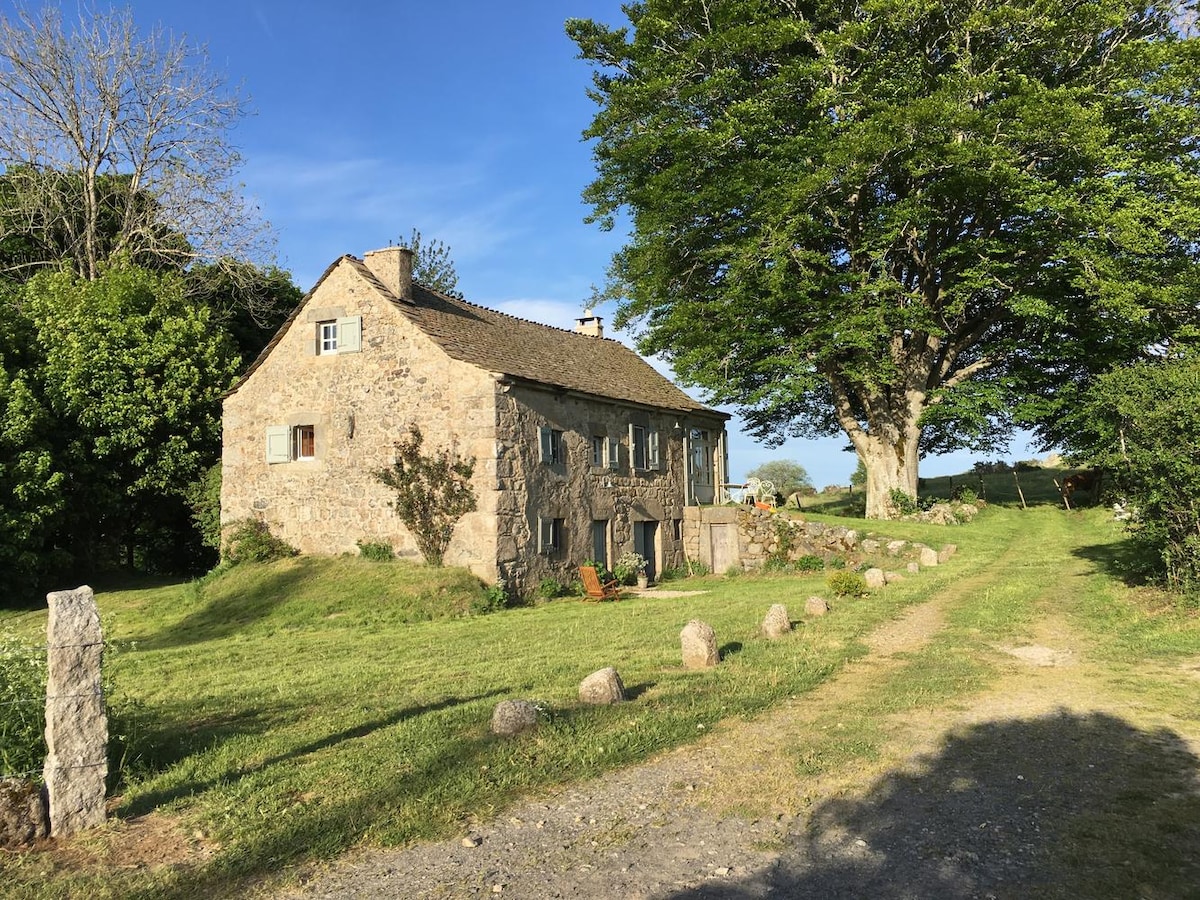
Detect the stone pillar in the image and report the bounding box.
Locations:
[43,586,107,837]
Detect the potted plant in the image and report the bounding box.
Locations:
[614,551,649,588]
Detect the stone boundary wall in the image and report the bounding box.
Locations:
[683,505,966,572]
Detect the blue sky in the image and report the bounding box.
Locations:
[49,0,1039,486]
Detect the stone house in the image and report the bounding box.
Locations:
[220,246,730,594]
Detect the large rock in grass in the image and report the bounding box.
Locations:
[761,604,792,639]
[0,778,48,848]
[490,700,539,736]
[680,620,719,669]
[864,568,886,589]
[919,546,939,567]
[579,667,626,705]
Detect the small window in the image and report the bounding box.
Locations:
[591,435,605,468]
[630,424,647,470]
[648,429,661,470]
[293,424,315,460]
[318,321,339,354]
[539,426,565,465]
[538,517,564,554]
[265,424,315,463]
[315,316,362,355]
[608,436,620,471]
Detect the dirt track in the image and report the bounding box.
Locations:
[276,547,1200,899]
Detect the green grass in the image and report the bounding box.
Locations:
[3,502,1198,899]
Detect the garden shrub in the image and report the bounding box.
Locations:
[472,581,511,615]
[794,554,824,572]
[827,570,867,596]
[536,577,566,600]
[223,518,298,565]
[357,540,395,561]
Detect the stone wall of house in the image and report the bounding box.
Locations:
[220,261,501,581]
[496,382,723,593]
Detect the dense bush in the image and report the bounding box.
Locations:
[827,570,868,596]
[1063,353,1200,596]
[222,518,298,565]
[357,540,395,562]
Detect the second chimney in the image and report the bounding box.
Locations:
[574,308,604,338]
[363,246,414,302]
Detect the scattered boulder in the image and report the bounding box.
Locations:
[919,546,939,567]
[805,595,829,616]
[0,778,48,849]
[886,540,908,555]
[490,700,539,736]
[884,571,904,584]
[579,667,627,705]
[761,604,792,639]
[907,561,920,575]
[938,544,958,564]
[680,620,719,669]
[864,568,886,589]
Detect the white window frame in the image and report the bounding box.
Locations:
[316,316,362,355]
[292,424,315,460]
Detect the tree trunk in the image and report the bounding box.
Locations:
[858,428,920,519]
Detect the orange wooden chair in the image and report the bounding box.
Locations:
[579,565,621,601]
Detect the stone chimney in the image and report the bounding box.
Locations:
[574,308,604,338]
[363,246,414,302]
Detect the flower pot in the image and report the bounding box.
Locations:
[636,574,649,589]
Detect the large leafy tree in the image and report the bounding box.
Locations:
[23,261,240,572]
[569,0,1200,518]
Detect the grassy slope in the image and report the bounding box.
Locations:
[2,502,1196,899]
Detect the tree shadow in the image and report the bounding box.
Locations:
[129,561,320,649]
[120,688,509,816]
[1072,537,1154,588]
[667,711,1200,899]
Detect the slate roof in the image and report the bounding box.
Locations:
[230,254,727,419]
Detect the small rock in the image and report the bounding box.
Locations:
[864,567,886,589]
[805,595,829,616]
[761,604,792,639]
[919,546,939,567]
[681,620,719,669]
[884,571,903,584]
[0,778,48,849]
[462,835,482,848]
[490,700,539,736]
[907,561,920,574]
[715,866,731,876]
[938,544,958,564]
[579,667,627,705]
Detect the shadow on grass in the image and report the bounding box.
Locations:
[129,561,320,649]
[1072,536,1152,587]
[667,711,1200,899]
[719,641,744,659]
[625,681,656,701]
[121,688,509,817]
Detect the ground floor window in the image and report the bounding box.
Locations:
[293,424,315,460]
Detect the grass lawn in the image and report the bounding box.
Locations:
[1,498,1196,899]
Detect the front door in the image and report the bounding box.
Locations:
[634,520,658,579]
